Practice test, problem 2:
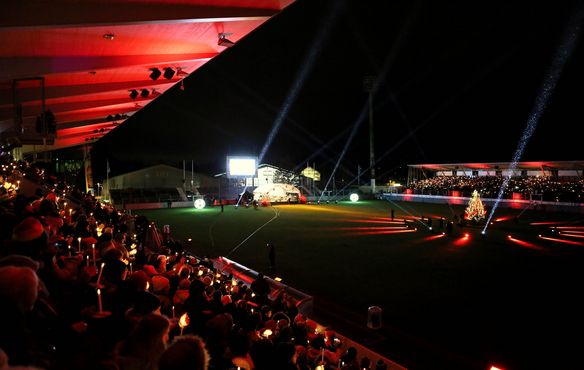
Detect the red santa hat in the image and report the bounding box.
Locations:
[12,217,45,242]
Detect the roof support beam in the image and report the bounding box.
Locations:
[1,3,277,29]
[0,96,154,117]
[1,80,175,105]
[0,53,217,80]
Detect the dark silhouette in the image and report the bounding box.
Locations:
[267,243,275,270]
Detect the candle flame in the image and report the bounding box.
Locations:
[179,313,190,328]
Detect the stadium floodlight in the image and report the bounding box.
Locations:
[227,156,257,178]
[194,199,206,209]
[149,68,162,80]
[218,33,235,47]
[350,193,359,202]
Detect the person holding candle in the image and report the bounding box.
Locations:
[158,335,210,370]
[114,313,171,370]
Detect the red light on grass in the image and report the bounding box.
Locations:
[424,234,446,241]
[507,236,545,250]
[556,232,584,239]
[539,236,584,246]
[349,229,417,236]
[453,235,471,246]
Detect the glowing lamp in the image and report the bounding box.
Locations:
[508,235,512,239]
[194,199,206,209]
[261,329,272,338]
[481,231,485,235]
[349,193,359,202]
[231,278,238,286]
[464,233,469,238]
[197,269,204,276]
[274,277,282,282]
[489,366,504,370]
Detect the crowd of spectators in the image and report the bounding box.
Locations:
[409,175,584,203]
[0,155,391,370]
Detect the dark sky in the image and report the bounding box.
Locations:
[92,0,584,182]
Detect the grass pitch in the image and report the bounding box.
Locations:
[137,200,584,370]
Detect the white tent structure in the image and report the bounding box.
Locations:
[253,183,301,203]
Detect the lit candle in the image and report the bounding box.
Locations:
[129,262,133,274]
[97,288,103,313]
[172,305,175,319]
[179,313,189,336]
[68,245,71,257]
[96,262,105,286]
[86,255,89,267]
[92,244,96,267]
[77,237,81,250]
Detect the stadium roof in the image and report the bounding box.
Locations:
[408,161,584,171]
[0,0,293,152]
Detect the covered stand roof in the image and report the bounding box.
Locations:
[408,161,584,171]
[0,0,293,152]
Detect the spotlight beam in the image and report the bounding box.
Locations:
[483,5,584,232]
[257,1,343,166]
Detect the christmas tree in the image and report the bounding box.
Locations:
[465,190,486,221]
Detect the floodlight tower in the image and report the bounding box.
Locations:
[363,76,376,193]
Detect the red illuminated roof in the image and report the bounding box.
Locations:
[408,161,584,171]
[0,0,294,152]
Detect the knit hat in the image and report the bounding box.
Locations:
[202,275,213,286]
[127,270,149,291]
[0,266,39,311]
[131,291,161,315]
[45,214,64,231]
[142,264,158,277]
[221,294,232,306]
[45,192,57,202]
[151,275,170,294]
[12,217,45,242]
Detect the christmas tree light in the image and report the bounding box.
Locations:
[465,190,486,221]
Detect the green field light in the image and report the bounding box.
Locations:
[350,193,359,202]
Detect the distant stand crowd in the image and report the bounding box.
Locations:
[0,155,390,370]
[409,175,584,203]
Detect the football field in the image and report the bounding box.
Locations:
[138,200,584,370]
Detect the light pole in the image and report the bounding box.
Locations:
[363,76,376,194]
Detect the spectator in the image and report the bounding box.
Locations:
[115,313,171,370]
[158,335,210,370]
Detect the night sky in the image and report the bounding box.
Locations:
[92,0,584,181]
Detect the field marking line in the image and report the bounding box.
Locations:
[226,206,281,257]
